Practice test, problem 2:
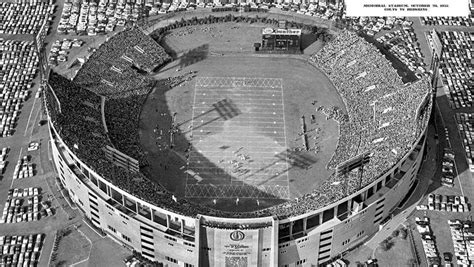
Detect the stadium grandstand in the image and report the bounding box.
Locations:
[45,24,432,267]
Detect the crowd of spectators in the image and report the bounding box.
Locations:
[376,28,427,79]
[0,39,38,137]
[47,72,197,216]
[437,31,473,109]
[0,1,54,35]
[421,16,473,27]
[58,0,143,35]
[105,93,151,166]
[273,30,431,218]
[310,31,429,169]
[73,27,170,97]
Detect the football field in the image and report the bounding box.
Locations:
[184,77,291,199]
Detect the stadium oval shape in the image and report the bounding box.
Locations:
[45,24,432,266]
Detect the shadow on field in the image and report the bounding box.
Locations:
[300,33,319,50]
[139,78,294,212]
[181,98,242,134]
[158,44,210,73]
[255,149,318,186]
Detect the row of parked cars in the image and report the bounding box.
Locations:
[48,38,84,66]
[416,216,441,266]
[0,147,8,175]
[438,31,473,109]
[441,147,456,187]
[0,2,54,35]
[376,28,427,79]
[348,16,412,37]
[0,233,44,267]
[1,187,53,224]
[0,39,38,138]
[12,156,34,180]
[448,220,474,266]
[421,16,473,27]
[58,0,143,35]
[425,194,469,213]
[455,113,474,173]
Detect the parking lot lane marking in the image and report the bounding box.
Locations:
[24,96,38,136]
[47,140,52,161]
[10,147,23,188]
[29,103,43,141]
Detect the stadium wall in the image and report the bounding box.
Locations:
[47,111,428,266]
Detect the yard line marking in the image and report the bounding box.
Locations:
[194,97,285,101]
[190,120,285,124]
[190,116,285,121]
[194,125,285,130]
[186,79,200,187]
[278,79,291,192]
[196,88,282,92]
[186,77,291,198]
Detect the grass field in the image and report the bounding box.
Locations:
[53,227,91,266]
[185,77,290,200]
[159,21,323,57]
[138,23,343,212]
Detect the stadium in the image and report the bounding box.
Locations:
[44,14,433,267]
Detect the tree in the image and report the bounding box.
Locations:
[392,229,400,237]
[380,238,394,251]
[399,228,408,239]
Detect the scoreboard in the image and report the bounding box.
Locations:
[260,28,302,53]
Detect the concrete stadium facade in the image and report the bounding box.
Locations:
[47,97,429,266]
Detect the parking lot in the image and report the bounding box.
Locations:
[0,0,135,266]
[1,186,55,224]
[0,39,39,138]
[421,16,473,27]
[57,0,143,36]
[376,27,427,79]
[438,31,473,109]
[0,233,45,266]
[455,113,474,173]
[0,1,54,35]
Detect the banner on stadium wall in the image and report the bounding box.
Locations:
[345,0,470,17]
[214,228,259,267]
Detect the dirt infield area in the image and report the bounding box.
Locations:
[138,24,343,212]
